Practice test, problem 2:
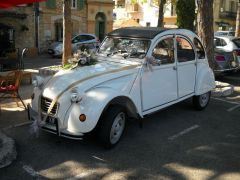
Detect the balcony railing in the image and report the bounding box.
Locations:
[219,11,237,19]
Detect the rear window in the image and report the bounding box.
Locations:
[214,38,227,47]
[228,32,235,36]
[232,38,240,48]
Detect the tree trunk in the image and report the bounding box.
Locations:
[62,0,72,66]
[157,0,166,27]
[197,0,217,70]
[235,2,240,37]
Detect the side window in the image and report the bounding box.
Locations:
[214,38,227,46]
[176,37,195,62]
[73,35,85,43]
[220,39,227,46]
[85,35,95,41]
[194,38,205,59]
[152,37,174,65]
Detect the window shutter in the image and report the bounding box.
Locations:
[78,0,85,10]
[46,0,56,9]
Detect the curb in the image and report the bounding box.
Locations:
[0,130,17,168]
[212,81,234,97]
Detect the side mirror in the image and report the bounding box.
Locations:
[145,56,161,66]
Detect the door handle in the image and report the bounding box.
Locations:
[173,66,177,70]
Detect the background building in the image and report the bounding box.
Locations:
[213,0,238,31]
[0,0,114,55]
[113,0,177,29]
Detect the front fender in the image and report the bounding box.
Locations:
[64,87,139,134]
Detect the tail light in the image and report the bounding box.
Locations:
[215,55,225,62]
[234,49,240,56]
[96,37,100,43]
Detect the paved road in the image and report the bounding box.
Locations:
[1,96,240,179]
[0,56,240,179]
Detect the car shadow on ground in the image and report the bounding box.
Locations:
[1,96,240,179]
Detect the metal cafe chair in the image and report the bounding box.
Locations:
[0,70,27,110]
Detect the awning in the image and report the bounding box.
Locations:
[0,0,46,8]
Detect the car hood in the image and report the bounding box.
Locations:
[50,42,62,49]
[42,61,141,99]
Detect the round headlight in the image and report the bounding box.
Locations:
[70,88,84,103]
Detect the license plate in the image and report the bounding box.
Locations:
[42,114,56,125]
[47,116,56,125]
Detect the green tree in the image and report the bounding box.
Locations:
[176,0,195,30]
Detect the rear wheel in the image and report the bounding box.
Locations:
[193,91,211,110]
[98,106,126,149]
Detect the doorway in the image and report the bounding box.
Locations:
[0,23,14,56]
[95,12,106,41]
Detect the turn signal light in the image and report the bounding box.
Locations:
[215,55,225,62]
[79,114,86,122]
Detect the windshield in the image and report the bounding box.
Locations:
[98,37,150,60]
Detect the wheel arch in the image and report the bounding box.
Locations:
[103,96,140,119]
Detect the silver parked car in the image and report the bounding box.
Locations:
[48,33,100,57]
[214,36,240,73]
[214,31,235,37]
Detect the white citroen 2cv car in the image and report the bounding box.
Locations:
[29,28,215,148]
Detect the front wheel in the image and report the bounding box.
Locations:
[98,106,126,149]
[193,91,211,110]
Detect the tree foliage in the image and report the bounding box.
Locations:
[176,0,195,30]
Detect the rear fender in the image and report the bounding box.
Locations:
[195,61,215,95]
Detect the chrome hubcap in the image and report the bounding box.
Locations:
[110,112,125,144]
[199,92,209,107]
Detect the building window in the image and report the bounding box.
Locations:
[71,0,77,9]
[219,0,225,12]
[230,1,236,12]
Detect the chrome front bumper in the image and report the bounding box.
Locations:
[27,105,84,140]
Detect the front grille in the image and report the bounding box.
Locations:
[41,96,58,115]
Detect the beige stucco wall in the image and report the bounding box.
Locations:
[87,0,114,35]
[39,2,87,52]
[0,7,35,54]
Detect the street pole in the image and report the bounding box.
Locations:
[235,0,240,37]
[34,2,39,53]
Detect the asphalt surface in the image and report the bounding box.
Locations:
[0,55,239,179]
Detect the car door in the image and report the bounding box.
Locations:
[176,36,196,98]
[141,36,178,112]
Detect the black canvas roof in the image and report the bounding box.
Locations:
[108,27,169,39]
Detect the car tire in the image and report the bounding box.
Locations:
[98,106,126,149]
[193,91,211,110]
